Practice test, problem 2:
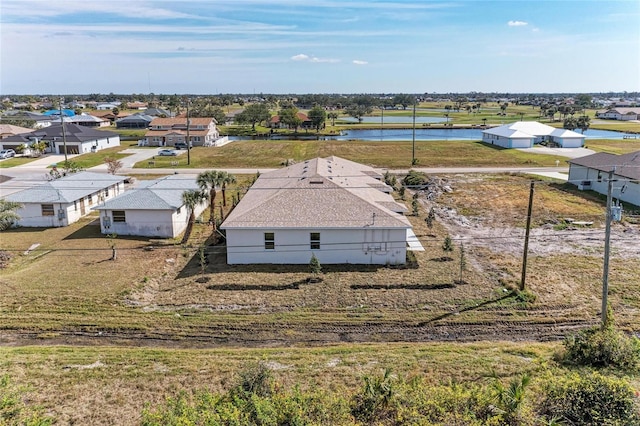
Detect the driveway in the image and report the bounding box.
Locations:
[516,146,595,159]
[89,148,183,171]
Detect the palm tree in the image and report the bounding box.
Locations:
[181,189,205,244]
[219,172,237,207]
[197,170,224,225]
[0,200,22,231]
[327,112,338,126]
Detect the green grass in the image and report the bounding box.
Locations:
[136,140,566,169]
[0,156,40,168]
[57,146,130,169]
[584,138,640,154]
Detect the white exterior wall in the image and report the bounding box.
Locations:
[98,201,206,238]
[13,182,124,228]
[225,228,408,265]
[556,137,584,148]
[54,135,120,154]
[568,165,640,207]
[482,133,532,148]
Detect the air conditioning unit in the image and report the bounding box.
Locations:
[57,209,66,220]
[578,181,592,190]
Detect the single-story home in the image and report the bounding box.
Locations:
[596,108,640,121]
[51,113,111,128]
[568,150,640,207]
[92,175,207,238]
[221,156,414,265]
[268,112,313,129]
[0,124,120,155]
[3,172,127,227]
[0,124,34,139]
[482,121,585,148]
[115,113,154,129]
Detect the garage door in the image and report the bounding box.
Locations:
[60,145,80,155]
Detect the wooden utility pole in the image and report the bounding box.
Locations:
[186,98,191,166]
[59,97,68,162]
[520,181,535,291]
[411,100,416,165]
[601,169,615,327]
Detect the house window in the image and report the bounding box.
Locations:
[176,207,181,214]
[74,201,77,211]
[112,210,126,223]
[104,188,109,197]
[41,204,54,216]
[88,194,94,205]
[264,232,275,250]
[310,232,320,250]
[597,171,602,182]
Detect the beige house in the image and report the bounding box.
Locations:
[141,117,220,147]
[221,156,416,265]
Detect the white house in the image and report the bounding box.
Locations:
[596,108,640,121]
[482,121,585,148]
[3,172,127,227]
[221,156,414,265]
[93,175,207,238]
[568,150,640,207]
[0,124,120,155]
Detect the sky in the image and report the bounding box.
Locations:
[1,0,639,95]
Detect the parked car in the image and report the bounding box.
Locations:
[174,142,192,150]
[0,149,16,159]
[158,149,178,156]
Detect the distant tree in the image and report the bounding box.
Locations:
[0,199,22,231]
[307,105,327,132]
[210,107,227,125]
[279,106,302,131]
[575,94,593,108]
[500,103,508,115]
[563,116,578,131]
[181,189,206,244]
[327,112,339,126]
[104,157,123,175]
[577,115,591,133]
[546,106,557,122]
[458,243,467,284]
[425,207,436,229]
[235,103,270,130]
[111,107,119,116]
[344,104,372,123]
[392,94,415,110]
[411,198,419,216]
[442,235,454,259]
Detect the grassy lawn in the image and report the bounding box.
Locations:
[136,140,566,169]
[61,146,130,169]
[585,138,640,154]
[0,156,41,168]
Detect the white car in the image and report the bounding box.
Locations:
[158,149,178,156]
[0,149,16,159]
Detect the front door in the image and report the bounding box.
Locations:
[80,198,86,215]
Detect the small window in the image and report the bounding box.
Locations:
[597,171,602,182]
[104,188,109,197]
[74,200,77,211]
[88,194,94,205]
[41,204,54,216]
[264,232,275,250]
[176,207,181,214]
[310,232,320,250]
[112,210,126,223]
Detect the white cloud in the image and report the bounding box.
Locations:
[291,53,339,63]
[508,20,528,27]
[353,60,368,65]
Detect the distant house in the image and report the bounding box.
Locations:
[143,107,171,117]
[127,101,148,110]
[268,112,313,129]
[51,113,111,128]
[141,117,221,147]
[93,175,207,238]
[0,124,33,139]
[595,108,640,121]
[115,113,154,129]
[482,121,585,148]
[568,150,640,207]
[221,156,414,265]
[3,172,127,227]
[0,124,120,155]
[96,103,119,111]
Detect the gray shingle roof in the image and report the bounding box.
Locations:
[4,172,126,203]
[221,156,412,229]
[93,175,200,211]
[569,150,640,181]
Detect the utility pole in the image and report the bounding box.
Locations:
[601,169,615,328]
[186,98,191,166]
[411,100,416,165]
[59,97,68,163]
[520,181,535,291]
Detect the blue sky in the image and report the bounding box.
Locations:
[1,0,639,94]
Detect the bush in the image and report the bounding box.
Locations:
[351,369,397,423]
[562,323,640,370]
[403,170,428,187]
[540,371,640,425]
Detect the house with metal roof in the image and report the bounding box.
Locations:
[221,156,415,265]
[568,150,640,207]
[482,121,585,148]
[92,175,207,238]
[3,172,126,227]
[596,108,640,121]
[115,113,154,129]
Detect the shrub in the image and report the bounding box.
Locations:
[351,369,397,423]
[403,170,428,187]
[562,322,640,370]
[540,371,640,425]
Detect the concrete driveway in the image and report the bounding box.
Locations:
[516,146,595,159]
